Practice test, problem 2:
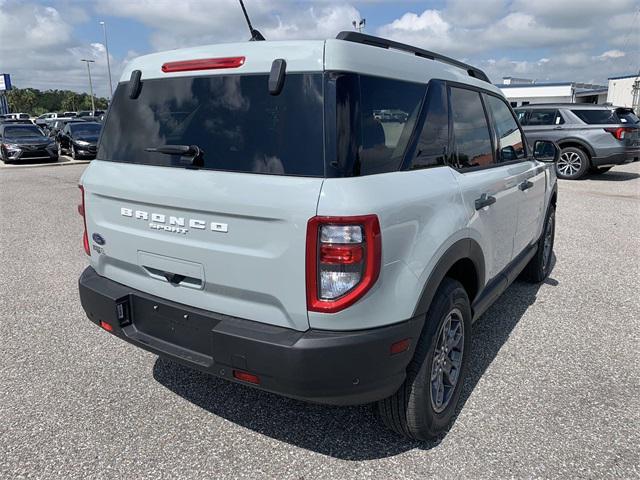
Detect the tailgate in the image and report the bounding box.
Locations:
[81,161,323,331]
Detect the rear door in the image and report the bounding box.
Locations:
[81,72,326,332]
[484,94,546,254]
[521,108,565,145]
[447,86,519,280]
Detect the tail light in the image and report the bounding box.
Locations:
[306,215,381,313]
[78,185,90,255]
[604,127,634,140]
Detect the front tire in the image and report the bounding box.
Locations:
[57,142,63,157]
[557,147,589,179]
[71,145,77,160]
[378,278,472,440]
[522,205,555,283]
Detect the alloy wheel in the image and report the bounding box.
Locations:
[557,151,583,177]
[430,307,465,413]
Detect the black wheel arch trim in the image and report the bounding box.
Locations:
[556,138,595,159]
[412,238,485,318]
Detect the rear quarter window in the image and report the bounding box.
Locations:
[571,109,619,124]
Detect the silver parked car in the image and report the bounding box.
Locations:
[515,104,639,179]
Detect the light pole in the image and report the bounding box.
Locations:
[99,21,113,100]
[81,59,96,112]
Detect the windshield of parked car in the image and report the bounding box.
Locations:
[3,126,46,139]
[99,73,324,176]
[70,123,101,136]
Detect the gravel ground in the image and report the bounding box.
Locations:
[1,162,639,479]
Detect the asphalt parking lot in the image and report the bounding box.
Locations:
[1,162,639,479]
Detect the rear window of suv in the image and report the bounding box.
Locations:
[98,73,325,176]
[570,109,637,125]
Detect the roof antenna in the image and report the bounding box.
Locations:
[238,0,265,41]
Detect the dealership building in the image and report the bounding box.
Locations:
[497,74,640,109]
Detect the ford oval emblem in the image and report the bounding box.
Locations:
[92,233,106,245]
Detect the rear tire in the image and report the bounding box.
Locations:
[377,278,472,440]
[557,147,589,179]
[522,205,555,283]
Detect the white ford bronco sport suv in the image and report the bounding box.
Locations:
[78,32,559,440]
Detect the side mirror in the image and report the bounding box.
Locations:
[533,140,559,163]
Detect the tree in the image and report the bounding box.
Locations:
[5,86,109,115]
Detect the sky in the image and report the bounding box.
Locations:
[1,0,638,98]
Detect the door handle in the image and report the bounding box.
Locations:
[553,126,562,130]
[475,193,496,210]
[519,180,534,191]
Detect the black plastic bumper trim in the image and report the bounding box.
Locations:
[78,267,424,405]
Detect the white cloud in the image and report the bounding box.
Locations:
[1,0,638,95]
[597,50,626,59]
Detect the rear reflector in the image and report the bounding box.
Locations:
[233,370,260,384]
[99,320,114,332]
[161,56,245,73]
[78,185,90,255]
[390,338,411,355]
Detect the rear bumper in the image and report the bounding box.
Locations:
[78,267,423,405]
[592,149,640,167]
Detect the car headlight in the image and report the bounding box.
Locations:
[2,143,20,152]
[75,140,90,146]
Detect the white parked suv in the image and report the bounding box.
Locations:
[78,32,559,440]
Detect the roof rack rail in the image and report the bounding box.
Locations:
[335,31,490,84]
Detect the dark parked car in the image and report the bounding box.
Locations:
[0,123,58,164]
[515,104,640,179]
[46,117,87,137]
[57,121,101,159]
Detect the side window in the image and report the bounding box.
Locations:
[527,109,558,126]
[484,95,526,162]
[449,87,494,169]
[359,75,427,175]
[515,109,529,125]
[554,111,565,125]
[409,81,448,170]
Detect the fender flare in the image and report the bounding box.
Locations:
[556,137,595,159]
[412,238,485,318]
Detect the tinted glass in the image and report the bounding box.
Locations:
[527,109,560,126]
[3,126,45,139]
[70,123,101,136]
[359,76,426,175]
[617,110,639,124]
[449,87,494,169]
[617,110,640,124]
[515,109,529,125]
[571,109,619,124]
[485,95,525,162]
[99,74,324,176]
[409,81,448,169]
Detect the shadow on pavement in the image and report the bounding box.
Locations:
[153,256,558,460]
[585,170,639,182]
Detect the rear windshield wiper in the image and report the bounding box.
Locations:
[144,144,204,167]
